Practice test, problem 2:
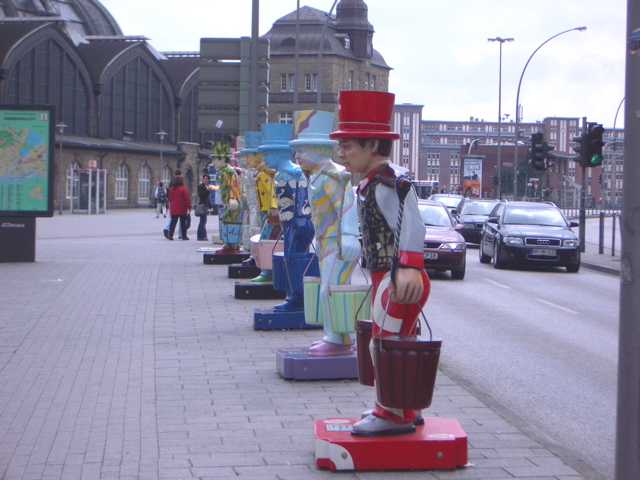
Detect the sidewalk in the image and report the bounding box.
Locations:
[0,209,613,480]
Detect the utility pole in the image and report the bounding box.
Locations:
[615,2,640,478]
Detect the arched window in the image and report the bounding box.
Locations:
[5,38,89,134]
[66,160,80,199]
[162,165,173,187]
[99,57,171,142]
[180,86,199,144]
[115,163,128,200]
[138,165,151,200]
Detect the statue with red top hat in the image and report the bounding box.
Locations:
[330,90,432,437]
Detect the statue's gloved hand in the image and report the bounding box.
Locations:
[228,199,239,211]
[339,234,361,262]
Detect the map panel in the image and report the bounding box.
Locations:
[0,107,53,216]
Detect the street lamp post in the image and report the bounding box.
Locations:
[488,36,514,199]
[56,123,67,215]
[513,27,587,199]
[156,130,167,185]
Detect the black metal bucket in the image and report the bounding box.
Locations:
[372,335,442,410]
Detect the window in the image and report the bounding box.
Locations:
[304,73,318,92]
[348,71,353,90]
[403,124,410,134]
[138,165,151,200]
[403,139,410,148]
[99,57,171,142]
[279,112,293,124]
[66,160,79,199]
[371,75,376,91]
[116,163,128,200]
[288,74,295,92]
[6,38,89,135]
[281,74,287,92]
[365,73,370,90]
[162,165,173,187]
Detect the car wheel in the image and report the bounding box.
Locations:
[451,268,465,280]
[566,251,581,273]
[479,239,491,264]
[493,241,506,269]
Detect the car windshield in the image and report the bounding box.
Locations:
[432,196,461,208]
[459,201,497,215]
[503,207,567,227]
[419,205,453,227]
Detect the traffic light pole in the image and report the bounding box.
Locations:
[579,163,586,253]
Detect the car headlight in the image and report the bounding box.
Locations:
[503,236,524,245]
[563,239,580,248]
[440,242,466,251]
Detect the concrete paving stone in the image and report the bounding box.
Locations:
[0,210,595,479]
[505,464,584,477]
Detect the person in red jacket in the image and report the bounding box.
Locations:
[166,176,192,240]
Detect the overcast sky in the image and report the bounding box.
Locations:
[100,0,627,128]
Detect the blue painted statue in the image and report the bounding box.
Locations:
[258,123,316,312]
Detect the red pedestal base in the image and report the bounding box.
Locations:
[314,417,468,471]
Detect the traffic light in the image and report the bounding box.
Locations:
[573,133,588,165]
[530,133,546,170]
[542,142,555,167]
[586,123,605,166]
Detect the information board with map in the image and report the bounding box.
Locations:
[0,105,55,217]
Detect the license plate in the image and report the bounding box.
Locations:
[425,252,439,260]
[532,248,556,256]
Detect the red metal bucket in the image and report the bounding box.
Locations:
[356,320,374,387]
[372,335,442,410]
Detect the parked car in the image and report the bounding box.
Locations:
[418,200,467,280]
[455,198,503,244]
[478,201,581,272]
[427,194,465,214]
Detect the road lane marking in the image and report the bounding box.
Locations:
[535,298,579,314]
[484,278,510,289]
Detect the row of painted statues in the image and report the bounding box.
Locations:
[212,91,432,437]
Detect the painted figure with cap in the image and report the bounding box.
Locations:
[290,110,361,357]
[239,131,280,281]
[259,123,315,311]
[330,90,431,437]
[210,142,243,254]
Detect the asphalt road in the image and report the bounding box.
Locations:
[423,247,618,480]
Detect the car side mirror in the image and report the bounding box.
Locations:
[487,217,499,224]
[569,221,579,228]
[454,223,464,231]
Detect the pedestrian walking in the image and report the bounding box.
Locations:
[154,182,167,218]
[196,174,212,241]
[166,176,192,241]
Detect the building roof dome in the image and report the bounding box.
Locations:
[1,0,122,39]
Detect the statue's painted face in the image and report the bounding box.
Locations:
[245,152,264,169]
[294,144,334,169]
[210,157,225,169]
[262,149,289,170]
[236,154,248,169]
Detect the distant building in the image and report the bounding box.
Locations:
[262,0,391,124]
[392,107,624,207]
[0,0,205,210]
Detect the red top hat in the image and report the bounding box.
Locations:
[330,90,400,140]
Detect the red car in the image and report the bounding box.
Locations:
[418,200,467,280]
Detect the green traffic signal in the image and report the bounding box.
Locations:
[590,154,603,166]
